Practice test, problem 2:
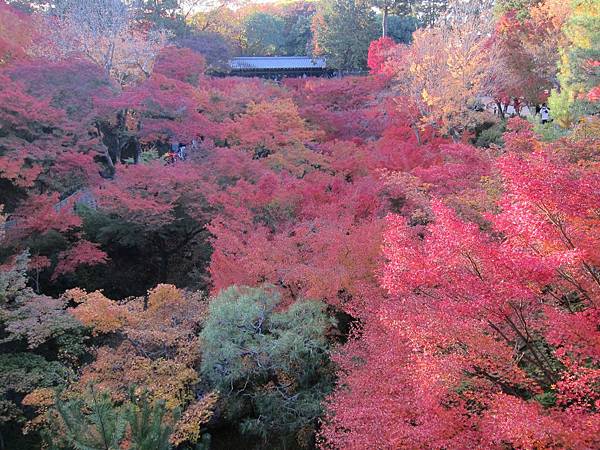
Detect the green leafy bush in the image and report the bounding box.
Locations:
[530,118,570,142]
[474,121,506,148]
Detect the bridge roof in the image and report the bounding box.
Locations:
[230,56,327,70]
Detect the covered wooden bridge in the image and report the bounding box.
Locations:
[228,56,331,78]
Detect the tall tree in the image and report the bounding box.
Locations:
[549,0,600,127]
[33,0,168,85]
[242,11,286,56]
[368,0,409,37]
[281,0,316,55]
[389,9,492,140]
[412,0,449,27]
[313,0,379,70]
[486,0,570,107]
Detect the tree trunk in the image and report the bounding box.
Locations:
[102,146,116,177]
[96,122,116,176]
[134,140,141,164]
[114,109,128,164]
[158,250,169,284]
[449,128,460,143]
[105,41,115,79]
[412,123,421,145]
[382,6,389,38]
[114,142,122,165]
[496,101,505,119]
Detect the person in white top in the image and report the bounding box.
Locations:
[540,104,550,124]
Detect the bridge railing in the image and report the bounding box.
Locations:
[1,189,97,232]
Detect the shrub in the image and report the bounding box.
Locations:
[474,121,506,148]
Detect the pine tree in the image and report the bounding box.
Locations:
[49,385,126,450]
[125,388,176,450]
[200,286,335,447]
[48,385,179,450]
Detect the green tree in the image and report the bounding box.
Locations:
[48,386,126,450]
[282,2,317,55]
[494,0,538,19]
[243,11,286,56]
[313,0,379,70]
[76,202,211,299]
[47,386,176,450]
[549,0,600,127]
[367,0,448,35]
[199,286,335,447]
[384,14,417,43]
[134,0,188,35]
[124,389,176,450]
[0,354,72,450]
[368,0,410,37]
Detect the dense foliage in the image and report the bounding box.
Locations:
[0,0,599,449]
[200,287,335,447]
